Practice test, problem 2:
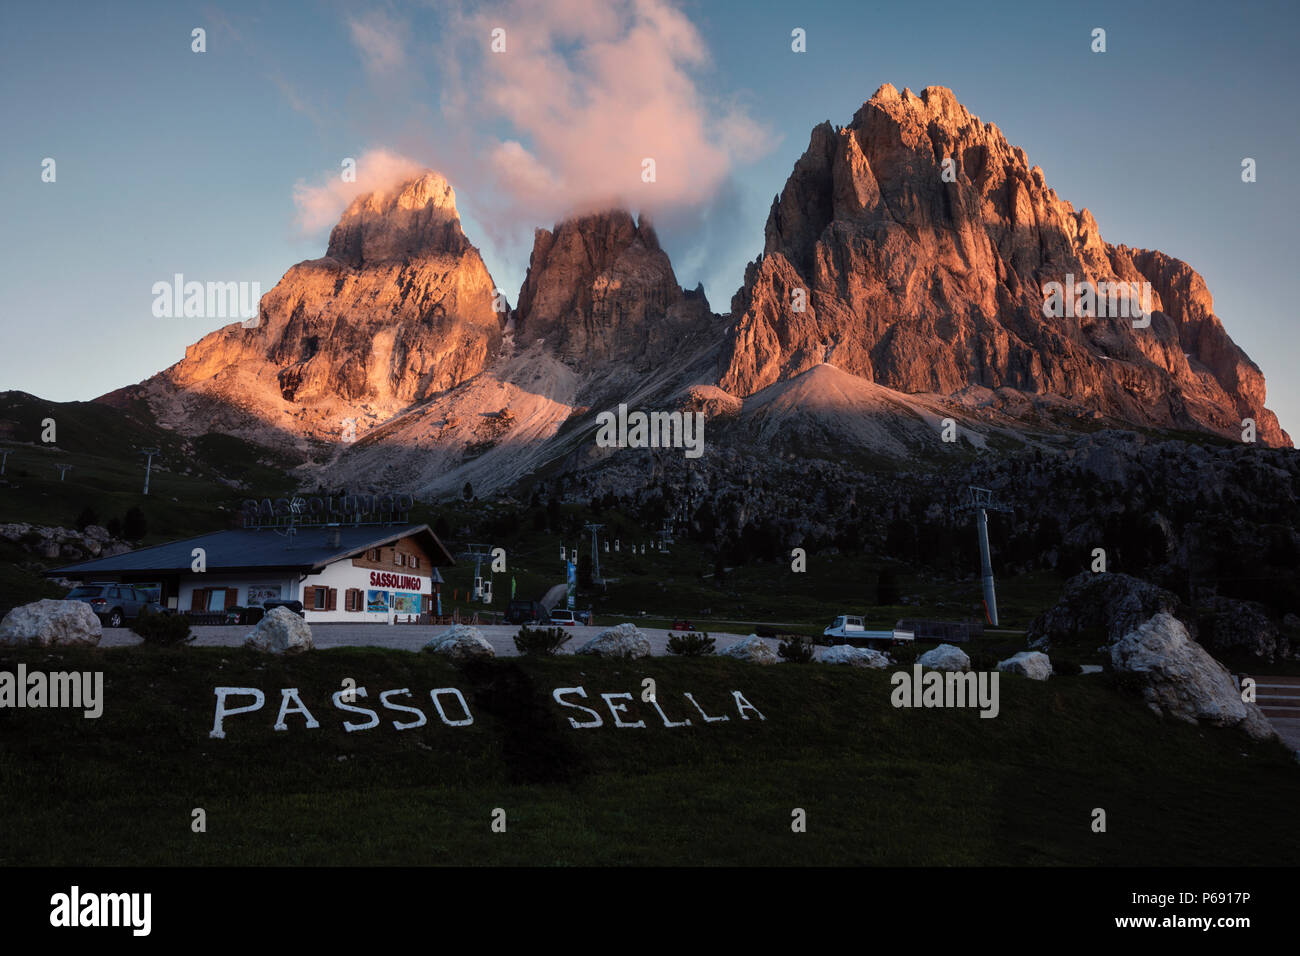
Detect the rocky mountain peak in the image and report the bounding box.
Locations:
[326,171,471,267]
[723,84,1289,447]
[139,169,502,443]
[514,208,715,370]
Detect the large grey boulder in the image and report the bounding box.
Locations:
[423,624,495,661]
[577,623,651,659]
[820,644,891,668]
[1027,572,1186,651]
[997,650,1053,681]
[719,634,779,664]
[244,606,313,654]
[0,599,102,647]
[1110,613,1275,741]
[917,643,970,672]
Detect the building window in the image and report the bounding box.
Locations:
[207,588,228,611]
[312,588,327,610]
[411,555,420,569]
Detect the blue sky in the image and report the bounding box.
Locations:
[2,0,1297,435]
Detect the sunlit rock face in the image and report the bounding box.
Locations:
[132,171,504,444]
[720,84,1288,447]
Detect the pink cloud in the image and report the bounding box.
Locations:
[348,11,408,76]
[437,0,774,222]
[292,149,426,234]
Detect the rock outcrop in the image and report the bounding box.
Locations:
[720,84,1289,447]
[1111,613,1275,741]
[1194,595,1292,663]
[0,600,102,647]
[1028,572,1188,650]
[0,523,132,564]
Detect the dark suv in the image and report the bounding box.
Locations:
[505,600,546,625]
[65,583,158,628]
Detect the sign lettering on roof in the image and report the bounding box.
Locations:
[241,493,414,527]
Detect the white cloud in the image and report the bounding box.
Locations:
[292,149,426,234]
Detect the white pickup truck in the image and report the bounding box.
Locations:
[823,614,915,649]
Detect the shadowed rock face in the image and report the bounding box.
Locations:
[515,210,716,371]
[721,84,1289,447]
[151,172,503,440]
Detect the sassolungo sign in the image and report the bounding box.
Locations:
[240,492,415,524]
[209,683,766,737]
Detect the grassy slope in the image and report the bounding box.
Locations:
[0,644,1295,866]
[0,392,295,539]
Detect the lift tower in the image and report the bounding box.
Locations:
[956,486,1014,627]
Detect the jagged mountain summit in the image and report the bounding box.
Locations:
[720,84,1288,447]
[515,210,716,371]
[115,172,504,445]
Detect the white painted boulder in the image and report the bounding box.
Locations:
[244,606,313,655]
[917,643,970,672]
[0,599,102,647]
[1110,613,1275,741]
[577,623,651,659]
[997,651,1053,681]
[820,644,891,668]
[423,624,495,661]
[719,634,779,665]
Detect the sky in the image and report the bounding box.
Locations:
[2,0,1298,435]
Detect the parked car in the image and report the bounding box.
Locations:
[506,600,547,625]
[575,608,593,625]
[549,609,578,626]
[65,583,159,628]
[672,619,696,631]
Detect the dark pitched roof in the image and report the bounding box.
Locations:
[46,524,455,577]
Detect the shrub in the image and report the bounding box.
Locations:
[890,642,924,665]
[667,631,715,656]
[74,506,98,531]
[513,625,571,656]
[130,607,194,646]
[778,636,816,663]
